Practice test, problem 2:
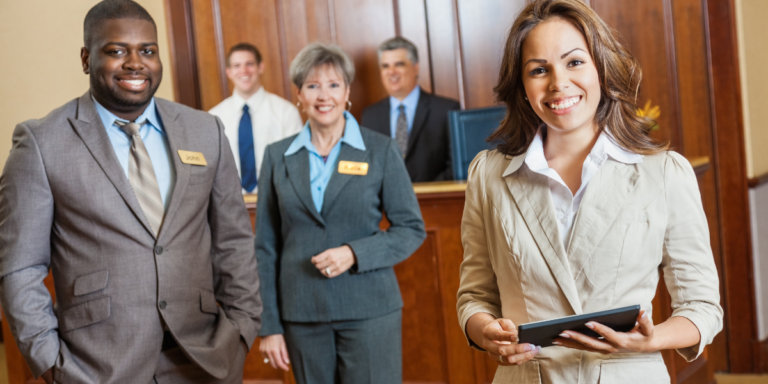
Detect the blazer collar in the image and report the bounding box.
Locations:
[320,143,370,217]
[153,99,186,242]
[69,91,157,238]
[405,89,430,158]
[566,161,640,279]
[504,166,583,315]
[283,113,368,224]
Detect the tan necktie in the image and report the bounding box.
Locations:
[116,120,165,237]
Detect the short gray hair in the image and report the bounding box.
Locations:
[377,37,419,64]
[290,43,355,89]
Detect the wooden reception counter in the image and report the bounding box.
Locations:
[1,157,711,384]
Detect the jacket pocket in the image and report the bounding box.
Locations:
[60,296,111,332]
[599,358,670,384]
[73,270,108,296]
[200,289,219,314]
[492,360,541,384]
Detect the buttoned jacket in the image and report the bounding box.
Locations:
[0,92,262,384]
[255,127,426,336]
[457,149,723,384]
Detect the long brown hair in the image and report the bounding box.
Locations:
[489,0,668,156]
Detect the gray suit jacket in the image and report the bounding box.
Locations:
[0,92,262,383]
[255,128,426,336]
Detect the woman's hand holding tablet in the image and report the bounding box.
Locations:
[466,312,542,365]
[555,309,655,353]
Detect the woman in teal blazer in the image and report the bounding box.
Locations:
[254,42,426,384]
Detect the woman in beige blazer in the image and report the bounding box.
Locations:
[456,1,723,383]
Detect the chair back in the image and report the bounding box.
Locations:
[448,106,506,180]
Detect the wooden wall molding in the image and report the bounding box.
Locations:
[706,0,761,373]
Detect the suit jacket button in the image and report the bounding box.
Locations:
[155,246,164,255]
[159,301,167,309]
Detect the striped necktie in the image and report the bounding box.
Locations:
[116,120,165,237]
[395,104,408,158]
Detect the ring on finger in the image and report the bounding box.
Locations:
[325,267,331,276]
[263,357,270,364]
[498,354,504,363]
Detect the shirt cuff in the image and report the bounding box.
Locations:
[670,309,713,362]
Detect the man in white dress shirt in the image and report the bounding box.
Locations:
[209,43,302,193]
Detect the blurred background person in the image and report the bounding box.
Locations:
[362,37,460,182]
[457,0,722,383]
[209,43,302,193]
[255,42,426,384]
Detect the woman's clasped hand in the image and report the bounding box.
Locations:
[311,245,357,278]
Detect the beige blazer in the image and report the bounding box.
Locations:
[457,149,723,384]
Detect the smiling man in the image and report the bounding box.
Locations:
[0,1,262,383]
[209,43,302,193]
[361,37,460,182]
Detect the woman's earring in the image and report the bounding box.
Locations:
[524,96,528,101]
[296,101,301,109]
[346,100,352,111]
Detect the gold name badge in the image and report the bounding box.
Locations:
[178,150,207,166]
[338,160,369,176]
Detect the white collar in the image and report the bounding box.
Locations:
[502,128,643,177]
[232,86,265,109]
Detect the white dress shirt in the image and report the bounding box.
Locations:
[523,129,643,251]
[209,86,303,187]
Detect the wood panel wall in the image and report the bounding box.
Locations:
[160,0,761,382]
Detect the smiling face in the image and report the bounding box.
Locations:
[379,48,419,100]
[226,50,264,98]
[297,64,350,132]
[521,17,600,135]
[81,18,162,121]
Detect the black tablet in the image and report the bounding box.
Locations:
[518,305,641,347]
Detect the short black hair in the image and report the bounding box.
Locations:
[227,43,263,66]
[84,0,156,48]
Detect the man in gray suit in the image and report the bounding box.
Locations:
[0,1,262,383]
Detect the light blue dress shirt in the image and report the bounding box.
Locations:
[284,111,366,213]
[389,85,421,139]
[93,97,176,209]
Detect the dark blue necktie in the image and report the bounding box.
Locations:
[238,104,257,192]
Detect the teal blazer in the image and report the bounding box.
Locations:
[255,127,426,336]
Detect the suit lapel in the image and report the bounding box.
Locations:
[372,100,391,136]
[405,90,430,158]
[284,149,325,225]
[68,92,156,238]
[506,167,583,315]
[567,161,640,279]
[320,144,370,216]
[154,100,187,241]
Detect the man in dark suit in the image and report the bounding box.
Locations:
[0,1,261,383]
[361,37,461,182]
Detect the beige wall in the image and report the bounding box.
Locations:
[737,0,768,179]
[0,0,175,171]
